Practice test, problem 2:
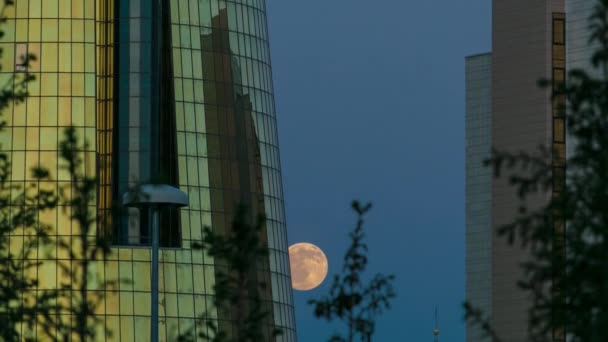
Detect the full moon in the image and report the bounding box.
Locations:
[288,243,328,291]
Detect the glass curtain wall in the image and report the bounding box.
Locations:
[0,0,295,340]
[1,0,105,339]
[169,0,296,339]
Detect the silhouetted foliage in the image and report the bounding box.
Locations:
[0,2,60,340]
[179,205,280,342]
[0,2,119,337]
[0,2,35,107]
[53,127,118,341]
[0,136,58,342]
[308,201,395,342]
[462,302,502,342]
[0,125,119,342]
[465,1,608,341]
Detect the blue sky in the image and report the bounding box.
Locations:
[267,0,492,340]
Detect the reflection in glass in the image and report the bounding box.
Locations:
[0,0,296,340]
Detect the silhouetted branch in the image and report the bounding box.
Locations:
[309,201,395,342]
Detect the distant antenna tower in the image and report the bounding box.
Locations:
[433,307,440,342]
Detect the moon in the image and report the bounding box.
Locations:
[288,242,328,291]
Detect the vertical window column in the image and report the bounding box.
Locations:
[551,12,566,342]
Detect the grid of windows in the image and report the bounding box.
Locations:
[169,0,296,339]
[465,53,492,342]
[1,0,101,339]
[551,13,566,342]
[566,0,597,159]
[0,0,295,340]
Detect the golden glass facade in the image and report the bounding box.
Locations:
[1,0,296,340]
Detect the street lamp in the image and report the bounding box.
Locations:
[123,184,188,342]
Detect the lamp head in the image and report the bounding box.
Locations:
[123,184,188,208]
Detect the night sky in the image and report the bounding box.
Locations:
[267,0,491,340]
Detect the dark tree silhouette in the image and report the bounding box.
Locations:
[179,205,280,342]
[0,1,61,340]
[0,3,121,338]
[0,132,58,342]
[308,201,395,342]
[52,127,120,342]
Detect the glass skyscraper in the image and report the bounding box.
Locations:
[1,0,296,340]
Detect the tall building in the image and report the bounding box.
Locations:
[465,1,573,341]
[492,2,564,340]
[1,0,296,341]
[465,52,492,342]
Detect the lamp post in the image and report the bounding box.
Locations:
[123,184,188,342]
